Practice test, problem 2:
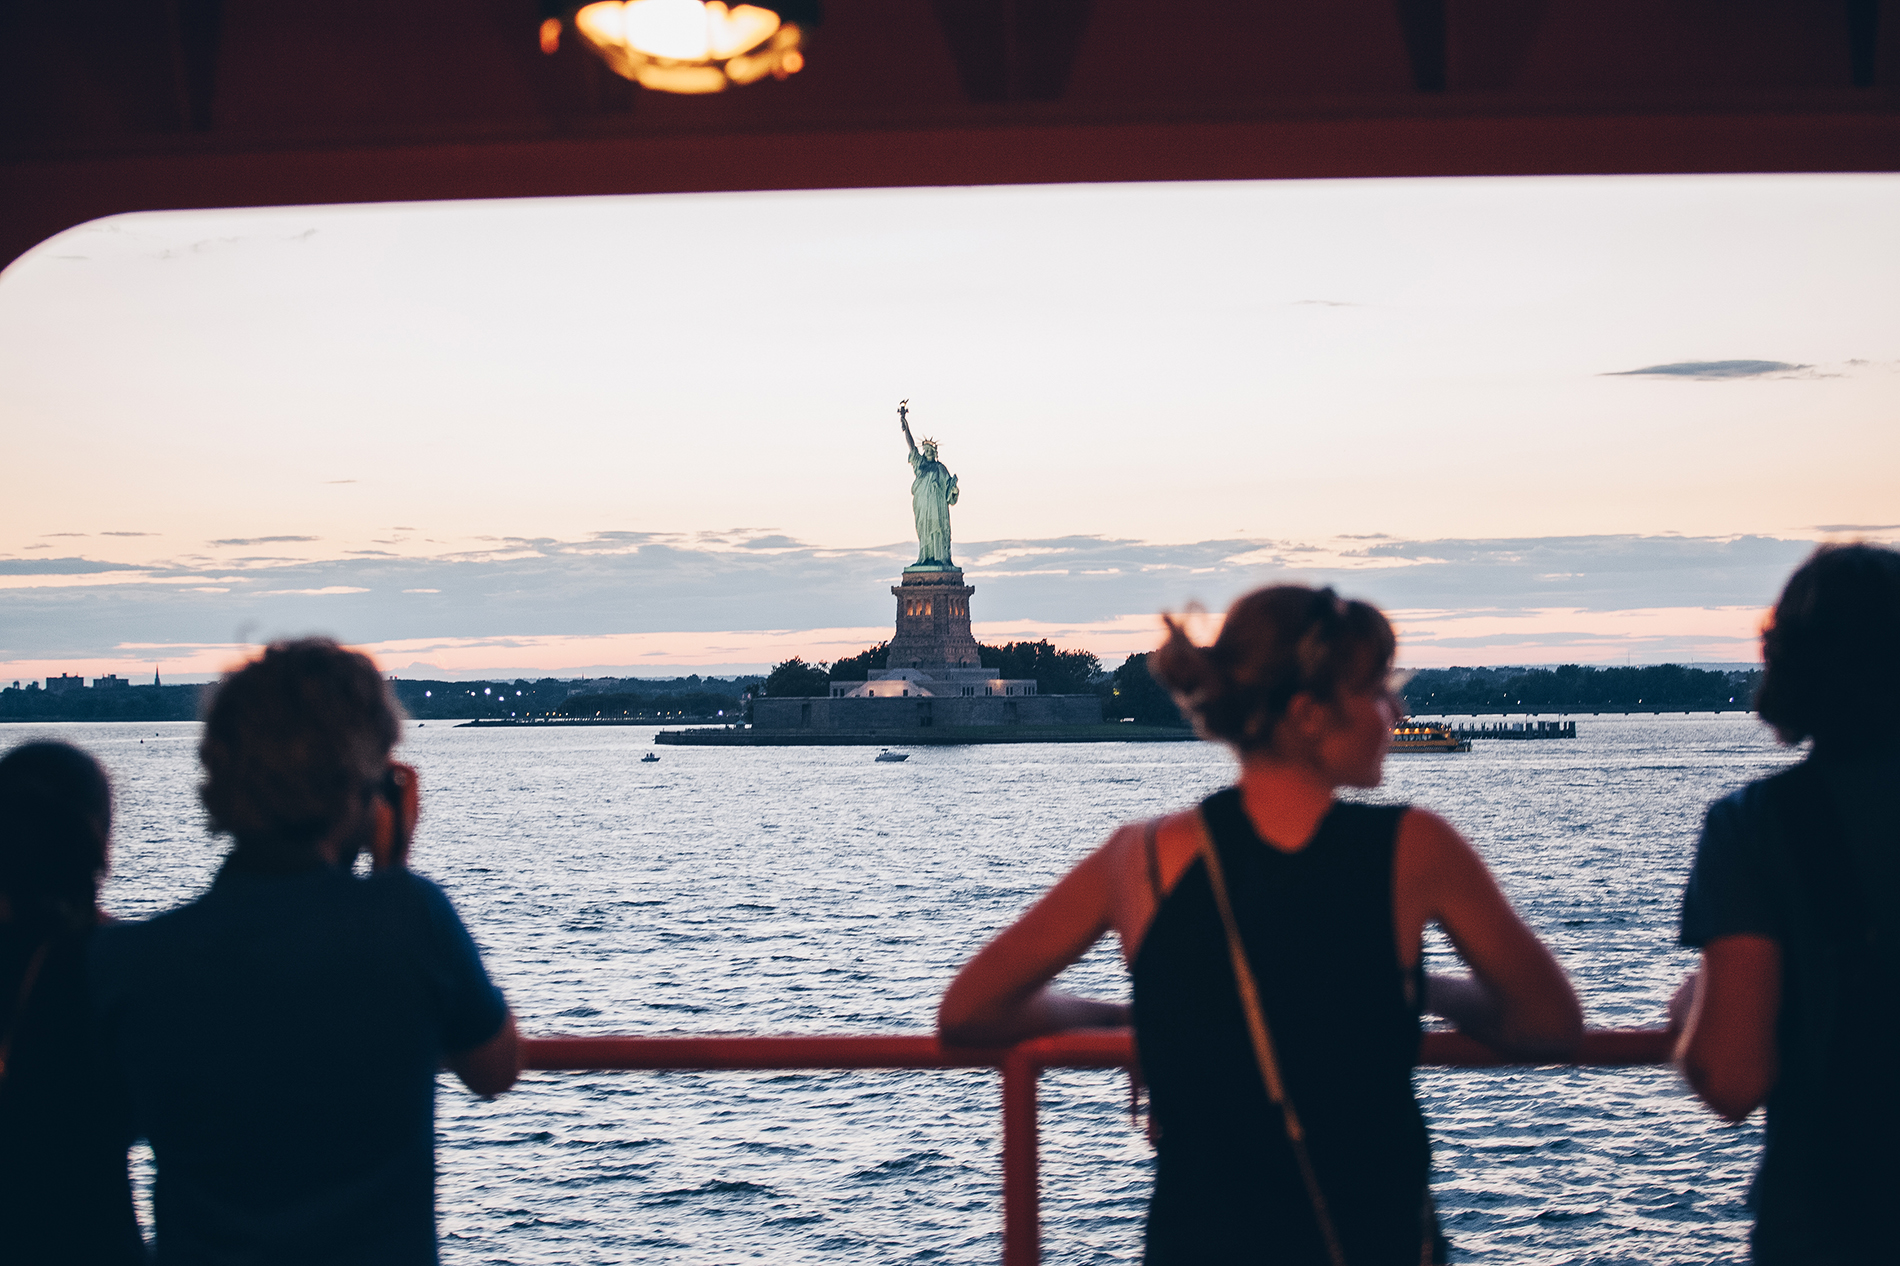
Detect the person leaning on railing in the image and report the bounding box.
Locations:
[0,741,147,1266]
[1671,543,1900,1265]
[91,639,519,1265]
[939,584,1583,1266]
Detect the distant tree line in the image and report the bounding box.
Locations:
[554,690,744,720]
[391,675,759,721]
[1400,664,1762,714]
[0,683,204,722]
[0,662,1757,724]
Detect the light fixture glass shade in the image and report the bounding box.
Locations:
[571,0,806,94]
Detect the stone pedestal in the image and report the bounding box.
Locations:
[886,567,980,669]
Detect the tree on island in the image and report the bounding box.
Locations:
[1108,653,1187,727]
[818,638,1103,695]
[764,657,833,697]
[827,642,890,681]
[978,640,1102,696]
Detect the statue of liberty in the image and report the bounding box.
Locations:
[898,400,958,568]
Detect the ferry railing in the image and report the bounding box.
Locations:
[522,1028,1673,1266]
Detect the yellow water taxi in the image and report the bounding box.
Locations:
[1389,720,1472,753]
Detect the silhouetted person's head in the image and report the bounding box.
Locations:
[1151,584,1396,753]
[1757,542,1900,757]
[0,741,112,935]
[200,638,403,869]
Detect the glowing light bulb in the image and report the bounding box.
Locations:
[622,0,712,61]
[705,2,779,59]
[568,0,807,94]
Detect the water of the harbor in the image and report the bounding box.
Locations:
[15,714,1796,1264]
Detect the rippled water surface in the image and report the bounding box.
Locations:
[13,715,1796,1264]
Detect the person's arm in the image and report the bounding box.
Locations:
[938,843,1129,1046]
[392,821,519,1100]
[447,1012,520,1099]
[1673,935,1780,1121]
[1405,810,1583,1059]
[901,414,919,460]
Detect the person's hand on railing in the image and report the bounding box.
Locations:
[1424,970,1582,1062]
[1666,970,1698,1043]
[940,988,1129,1049]
[938,842,1135,1048]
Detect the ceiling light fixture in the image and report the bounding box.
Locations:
[542,0,818,95]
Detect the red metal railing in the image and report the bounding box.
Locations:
[522,1028,1672,1266]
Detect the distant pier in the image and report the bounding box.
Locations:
[1451,720,1576,740]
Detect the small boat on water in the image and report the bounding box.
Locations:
[641,752,661,763]
[874,749,909,762]
[1389,720,1472,753]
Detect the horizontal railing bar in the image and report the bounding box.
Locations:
[515,1026,1673,1266]
[1423,1027,1673,1066]
[522,1033,1004,1070]
[521,1027,1672,1071]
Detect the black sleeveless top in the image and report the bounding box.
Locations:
[1131,789,1430,1265]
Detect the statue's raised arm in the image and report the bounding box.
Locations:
[899,400,919,459]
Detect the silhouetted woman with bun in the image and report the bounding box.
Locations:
[940,585,1582,1265]
[0,741,146,1264]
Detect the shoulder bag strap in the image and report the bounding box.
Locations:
[1195,808,1349,1266]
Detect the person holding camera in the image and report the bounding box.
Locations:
[93,638,518,1264]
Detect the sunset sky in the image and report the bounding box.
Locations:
[2,174,1895,682]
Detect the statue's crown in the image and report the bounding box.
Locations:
[919,436,939,449]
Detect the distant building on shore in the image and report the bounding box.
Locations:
[93,674,129,689]
[45,673,85,694]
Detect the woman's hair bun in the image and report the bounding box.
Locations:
[1151,585,1395,752]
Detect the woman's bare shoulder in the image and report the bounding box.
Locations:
[1141,810,1207,892]
[1100,808,1195,855]
[1100,809,1206,963]
[1096,812,1203,892]
[1396,805,1475,856]
[1394,807,1488,895]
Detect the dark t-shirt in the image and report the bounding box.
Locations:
[92,864,508,1266]
[0,924,148,1266]
[1679,750,1900,1263]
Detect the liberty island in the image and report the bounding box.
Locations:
[669,403,1173,745]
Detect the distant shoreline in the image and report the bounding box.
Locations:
[1406,706,1757,718]
[454,717,724,728]
[654,724,1198,746]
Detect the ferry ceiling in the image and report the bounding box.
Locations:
[2,0,1897,270]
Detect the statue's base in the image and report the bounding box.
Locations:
[887,568,980,669]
